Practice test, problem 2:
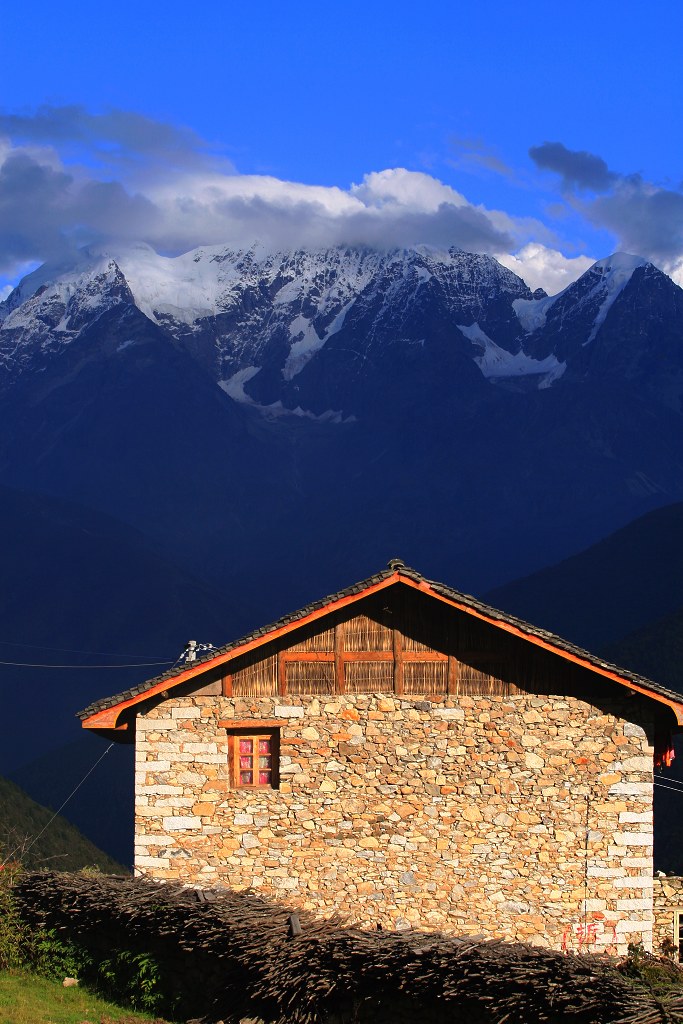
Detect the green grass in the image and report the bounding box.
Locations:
[0,971,173,1024]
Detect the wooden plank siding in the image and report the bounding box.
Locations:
[221,590,623,702]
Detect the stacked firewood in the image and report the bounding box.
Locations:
[13,872,683,1024]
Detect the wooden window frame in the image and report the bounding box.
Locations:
[225,726,280,790]
[674,908,683,962]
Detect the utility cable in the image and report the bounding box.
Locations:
[0,658,173,669]
[654,773,683,790]
[654,780,683,796]
[0,638,173,659]
[1,743,115,868]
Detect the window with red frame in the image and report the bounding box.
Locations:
[231,731,279,788]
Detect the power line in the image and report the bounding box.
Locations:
[0,658,173,669]
[1,743,115,868]
[654,773,683,790]
[654,780,683,796]
[0,638,173,659]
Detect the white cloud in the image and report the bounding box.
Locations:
[497,243,594,296]
[529,140,683,284]
[664,257,683,289]
[0,139,527,275]
[0,109,614,296]
[139,166,522,256]
[350,168,468,210]
[0,140,595,296]
[6,107,683,298]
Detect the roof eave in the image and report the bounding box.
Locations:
[81,571,403,730]
[420,586,683,725]
[81,568,683,730]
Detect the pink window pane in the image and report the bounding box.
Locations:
[259,770,271,784]
[239,738,253,754]
[239,756,252,770]
[240,770,253,785]
[258,738,271,754]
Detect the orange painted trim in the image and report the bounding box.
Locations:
[218,719,283,729]
[399,579,683,726]
[281,651,335,662]
[81,571,683,729]
[280,650,447,662]
[81,575,402,729]
[339,650,393,661]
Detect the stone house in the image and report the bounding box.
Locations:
[79,561,683,955]
[654,875,683,960]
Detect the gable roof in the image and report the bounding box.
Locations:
[79,561,683,730]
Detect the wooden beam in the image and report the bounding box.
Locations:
[278,652,287,697]
[393,626,404,696]
[343,650,393,662]
[399,651,448,662]
[226,732,235,784]
[335,621,345,694]
[280,650,447,663]
[218,719,283,730]
[448,655,458,696]
[281,651,335,662]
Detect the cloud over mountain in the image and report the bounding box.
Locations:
[497,244,594,296]
[5,107,683,294]
[0,105,580,294]
[530,140,683,285]
[0,108,523,271]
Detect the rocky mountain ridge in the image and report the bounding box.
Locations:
[0,240,681,639]
[4,242,683,418]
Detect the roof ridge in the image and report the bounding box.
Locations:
[78,563,683,722]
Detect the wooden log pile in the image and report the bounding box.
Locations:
[13,871,683,1024]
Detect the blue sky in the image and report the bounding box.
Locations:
[2,0,682,295]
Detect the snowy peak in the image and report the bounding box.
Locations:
[0,256,135,379]
[1,242,681,417]
[2,242,529,332]
[510,251,680,384]
[0,243,533,396]
[590,251,650,277]
[580,253,651,343]
[514,253,652,338]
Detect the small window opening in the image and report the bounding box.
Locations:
[227,728,280,789]
[237,734,274,786]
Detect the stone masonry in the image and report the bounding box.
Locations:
[654,875,683,957]
[134,692,655,955]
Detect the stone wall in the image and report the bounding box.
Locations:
[134,692,655,955]
[653,875,683,957]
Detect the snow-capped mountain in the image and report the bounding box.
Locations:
[0,241,681,609]
[514,253,683,406]
[0,243,539,405]
[3,242,681,418]
[513,253,650,341]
